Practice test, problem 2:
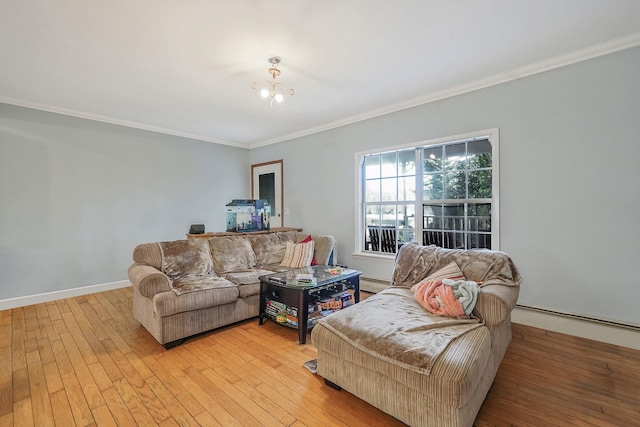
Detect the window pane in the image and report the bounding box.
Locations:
[444,143,466,171]
[399,230,414,246]
[398,149,416,176]
[423,204,442,229]
[381,204,397,227]
[424,174,443,200]
[467,233,491,249]
[398,176,415,201]
[365,205,382,226]
[381,152,397,178]
[381,177,397,201]
[444,171,466,199]
[365,179,380,202]
[423,146,443,172]
[443,204,464,231]
[468,170,492,198]
[468,139,492,169]
[365,154,380,179]
[447,232,465,249]
[398,204,415,229]
[468,203,491,231]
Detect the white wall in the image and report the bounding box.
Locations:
[2,47,638,329]
[0,104,248,300]
[250,46,640,327]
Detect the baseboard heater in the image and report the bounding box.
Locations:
[516,304,640,332]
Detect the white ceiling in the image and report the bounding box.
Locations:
[2,1,640,149]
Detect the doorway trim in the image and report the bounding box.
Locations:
[251,159,284,227]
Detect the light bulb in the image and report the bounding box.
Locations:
[260,88,270,98]
[274,93,284,103]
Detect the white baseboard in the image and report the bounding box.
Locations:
[0,280,131,311]
[360,277,388,293]
[512,306,640,351]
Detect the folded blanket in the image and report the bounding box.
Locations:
[414,278,480,319]
[443,279,480,316]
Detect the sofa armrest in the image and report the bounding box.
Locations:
[475,284,520,327]
[128,263,172,298]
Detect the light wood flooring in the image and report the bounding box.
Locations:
[1,287,639,426]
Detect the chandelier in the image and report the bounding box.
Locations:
[252,56,294,106]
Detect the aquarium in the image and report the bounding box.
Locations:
[225,199,271,232]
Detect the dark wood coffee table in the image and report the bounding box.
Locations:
[258,266,361,344]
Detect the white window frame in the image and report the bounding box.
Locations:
[353,128,500,258]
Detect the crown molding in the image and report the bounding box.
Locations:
[250,31,640,149]
[3,32,639,150]
[0,96,250,149]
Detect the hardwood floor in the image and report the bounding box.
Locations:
[0,288,638,427]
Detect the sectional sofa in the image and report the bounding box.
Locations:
[128,230,335,348]
[312,242,521,427]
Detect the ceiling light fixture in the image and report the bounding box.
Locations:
[252,56,294,107]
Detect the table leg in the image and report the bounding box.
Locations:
[259,281,266,326]
[298,289,309,344]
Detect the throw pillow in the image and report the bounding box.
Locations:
[280,240,315,268]
[299,234,317,266]
[410,261,465,293]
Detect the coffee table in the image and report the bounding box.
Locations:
[259,266,361,344]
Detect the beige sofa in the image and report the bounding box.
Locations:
[311,242,521,427]
[128,231,335,348]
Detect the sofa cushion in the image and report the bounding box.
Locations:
[224,269,275,298]
[159,239,214,278]
[171,274,232,296]
[248,232,296,266]
[318,287,482,375]
[208,235,256,274]
[312,315,492,408]
[152,278,239,317]
[280,241,315,268]
[391,243,521,289]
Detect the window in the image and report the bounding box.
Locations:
[358,130,498,255]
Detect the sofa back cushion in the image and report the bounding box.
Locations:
[391,242,521,288]
[247,231,296,266]
[159,239,214,278]
[208,235,256,274]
